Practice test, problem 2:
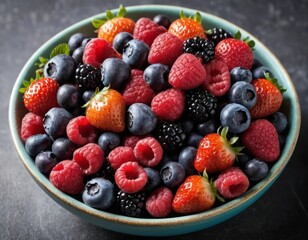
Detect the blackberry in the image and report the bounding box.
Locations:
[183,36,215,63]
[186,88,217,122]
[155,121,186,152]
[75,64,102,90]
[206,28,233,46]
[116,190,146,217]
[101,160,115,183]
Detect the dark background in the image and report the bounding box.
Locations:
[1,0,307,239]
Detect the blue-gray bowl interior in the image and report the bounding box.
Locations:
[8,5,301,236]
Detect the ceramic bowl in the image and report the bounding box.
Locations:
[9,5,301,236]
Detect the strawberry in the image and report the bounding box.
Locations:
[133,18,167,47]
[85,87,125,133]
[194,127,243,173]
[215,32,254,70]
[202,60,231,96]
[22,77,59,116]
[148,32,183,67]
[172,171,221,214]
[168,53,206,90]
[93,5,135,44]
[168,10,206,41]
[249,73,285,118]
[240,119,280,162]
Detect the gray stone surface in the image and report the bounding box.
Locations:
[0,0,307,239]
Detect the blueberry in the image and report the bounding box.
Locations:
[72,46,84,64]
[25,134,53,157]
[82,178,115,210]
[52,137,78,160]
[251,58,263,70]
[236,152,252,166]
[68,33,85,54]
[144,167,162,192]
[196,119,216,136]
[127,103,157,135]
[182,119,194,134]
[57,84,82,111]
[100,58,131,90]
[97,132,121,154]
[178,146,197,175]
[252,66,273,79]
[35,151,58,175]
[244,159,268,181]
[160,161,185,188]
[81,38,93,48]
[113,32,134,54]
[143,63,170,91]
[229,81,257,109]
[82,90,95,103]
[122,39,150,69]
[43,107,73,140]
[268,111,288,133]
[153,14,171,29]
[187,132,203,148]
[230,67,253,83]
[159,153,178,167]
[44,54,77,85]
[220,103,251,133]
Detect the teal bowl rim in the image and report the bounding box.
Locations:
[8,4,301,235]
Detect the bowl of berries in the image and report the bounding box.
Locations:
[9,4,300,236]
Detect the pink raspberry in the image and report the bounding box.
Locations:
[134,137,163,167]
[115,161,148,194]
[20,112,45,142]
[122,69,155,106]
[123,135,146,148]
[66,116,97,146]
[214,167,250,199]
[73,143,104,175]
[108,146,136,170]
[146,186,173,218]
[49,160,84,195]
[151,88,185,121]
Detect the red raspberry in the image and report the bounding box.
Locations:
[20,112,45,142]
[168,53,206,90]
[123,135,146,148]
[202,60,231,97]
[66,116,97,146]
[146,186,173,218]
[108,146,136,170]
[133,18,167,47]
[148,32,183,67]
[122,69,155,106]
[115,161,148,194]
[49,160,84,195]
[83,38,117,68]
[214,167,250,199]
[134,137,163,167]
[72,143,104,175]
[151,88,185,121]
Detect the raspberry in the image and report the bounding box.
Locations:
[202,59,231,97]
[66,116,97,146]
[214,167,250,199]
[115,161,148,194]
[82,38,117,68]
[122,69,155,106]
[123,135,146,149]
[145,187,173,218]
[20,112,45,142]
[108,146,136,170]
[73,143,104,175]
[49,160,84,195]
[134,137,163,167]
[151,88,185,121]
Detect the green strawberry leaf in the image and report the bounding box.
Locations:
[92,18,105,29]
[264,72,287,93]
[194,12,202,24]
[179,10,186,19]
[234,31,242,40]
[106,10,114,20]
[117,4,126,18]
[50,43,70,58]
[234,30,255,50]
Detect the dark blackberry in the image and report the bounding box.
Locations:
[186,88,217,122]
[183,36,215,63]
[155,121,186,152]
[206,27,233,46]
[75,64,102,90]
[116,190,146,217]
[101,160,115,183]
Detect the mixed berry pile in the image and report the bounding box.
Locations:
[19,5,289,218]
